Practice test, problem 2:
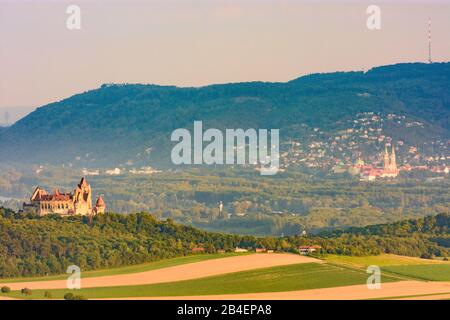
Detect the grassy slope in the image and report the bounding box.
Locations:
[323,254,450,282]
[382,265,450,281]
[0,253,243,283]
[4,262,398,299]
[323,254,447,268]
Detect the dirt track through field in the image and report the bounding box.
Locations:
[121,281,450,300]
[0,253,319,291]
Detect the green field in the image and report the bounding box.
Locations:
[323,254,446,268]
[382,264,450,281]
[0,253,243,283]
[3,262,399,300]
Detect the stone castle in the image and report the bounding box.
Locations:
[22,177,105,216]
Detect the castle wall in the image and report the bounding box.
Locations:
[37,200,74,216]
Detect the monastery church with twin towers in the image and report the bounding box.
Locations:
[22,177,105,216]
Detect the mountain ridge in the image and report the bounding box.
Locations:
[1,62,449,168]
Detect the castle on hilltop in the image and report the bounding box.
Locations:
[22,177,105,216]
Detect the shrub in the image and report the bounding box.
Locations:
[64,292,87,300]
[21,288,32,295]
[1,286,11,293]
[64,293,75,300]
[420,253,432,259]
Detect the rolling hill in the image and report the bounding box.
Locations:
[0,205,448,279]
[0,62,449,167]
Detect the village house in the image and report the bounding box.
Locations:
[191,246,206,253]
[298,245,322,255]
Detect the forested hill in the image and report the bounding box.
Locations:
[0,62,449,167]
[330,213,449,236]
[0,207,256,278]
[318,213,450,257]
[0,207,448,278]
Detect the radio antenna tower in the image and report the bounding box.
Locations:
[428,17,432,64]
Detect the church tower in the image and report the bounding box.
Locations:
[383,145,390,170]
[390,145,397,170]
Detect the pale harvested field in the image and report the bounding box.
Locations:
[395,293,450,300]
[0,253,319,291]
[118,281,450,300]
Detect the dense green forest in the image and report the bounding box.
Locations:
[329,213,450,236]
[0,207,255,278]
[312,213,450,258]
[0,207,448,278]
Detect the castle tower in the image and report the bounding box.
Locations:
[73,177,93,215]
[30,186,47,202]
[94,196,105,214]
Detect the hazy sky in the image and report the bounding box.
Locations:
[1,0,450,109]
